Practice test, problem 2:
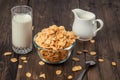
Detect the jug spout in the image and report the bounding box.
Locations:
[72,9,79,19]
[72,8,87,19]
[72,8,93,20]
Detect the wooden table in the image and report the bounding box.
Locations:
[0,0,120,80]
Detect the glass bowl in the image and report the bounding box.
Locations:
[33,34,76,64]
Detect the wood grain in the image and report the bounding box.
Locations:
[0,0,120,80]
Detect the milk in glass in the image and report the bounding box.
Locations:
[11,5,32,54]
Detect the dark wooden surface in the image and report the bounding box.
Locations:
[0,0,120,80]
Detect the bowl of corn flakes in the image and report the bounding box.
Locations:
[33,25,77,64]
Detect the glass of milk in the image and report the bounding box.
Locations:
[11,5,32,54]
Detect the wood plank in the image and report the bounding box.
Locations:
[101,0,120,79]
[95,0,120,80]
[78,0,102,80]
[111,1,120,79]
[0,0,28,80]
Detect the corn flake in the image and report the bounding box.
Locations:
[77,51,82,55]
[112,62,117,66]
[23,60,28,63]
[98,58,104,62]
[56,70,62,75]
[72,57,80,61]
[67,75,73,79]
[39,61,45,66]
[90,51,96,56]
[10,58,17,62]
[90,39,95,43]
[4,52,12,56]
[20,56,27,60]
[18,65,23,69]
[26,72,31,78]
[72,65,82,72]
[39,73,46,79]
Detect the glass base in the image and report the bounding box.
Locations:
[12,45,32,54]
[78,37,92,41]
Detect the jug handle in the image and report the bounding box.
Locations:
[93,19,104,35]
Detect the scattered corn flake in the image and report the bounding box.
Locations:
[18,65,23,68]
[4,52,12,56]
[26,72,31,78]
[20,56,27,60]
[112,62,117,66]
[90,51,96,56]
[82,50,88,53]
[56,70,62,75]
[72,65,82,72]
[67,75,73,79]
[39,73,46,79]
[77,51,82,55]
[98,58,104,62]
[39,61,45,66]
[10,58,17,62]
[72,57,80,61]
[90,39,95,43]
[23,60,28,63]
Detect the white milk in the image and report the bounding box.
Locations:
[12,14,32,48]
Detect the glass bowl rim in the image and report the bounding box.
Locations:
[33,33,76,51]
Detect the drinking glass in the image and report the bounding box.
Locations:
[11,5,32,54]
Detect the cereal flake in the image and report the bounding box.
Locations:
[90,51,96,56]
[39,73,46,79]
[112,61,117,66]
[23,60,28,63]
[72,65,82,72]
[18,65,23,68]
[26,72,31,78]
[39,61,45,66]
[77,51,82,55]
[20,56,27,60]
[72,57,80,61]
[4,52,12,56]
[90,39,95,43]
[67,75,73,79]
[56,70,62,75]
[98,58,104,62]
[10,58,17,62]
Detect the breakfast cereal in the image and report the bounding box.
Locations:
[72,65,82,72]
[67,75,73,79]
[18,65,23,68]
[4,52,12,56]
[77,51,82,55]
[10,58,17,62]
[90,51,96,56]
[20,56,27,60]
[90,39,95,43]
[35,25,77,63]
[56,70,62,75]
[23,60,28,63]
[39,61,45,66]
[26,72,31,78]
[35,25,76,50]
[72,57,80,61]
[39,73,46,79]
[112,61,117,66]
[98,58,104,62]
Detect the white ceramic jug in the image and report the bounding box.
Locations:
[72,9,104,41]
